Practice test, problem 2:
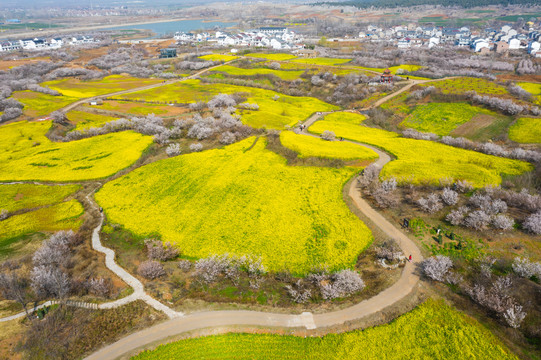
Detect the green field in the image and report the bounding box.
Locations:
[96,137,372,273]
[245,53,297,61]
[0,184,80,213]
[67,110,119,130]
[132,299,516,360]
[0,121,153,182]
[12,91,79,118]
[291,57,352,66]
[401,102,498,136]
[199,54,239,62]
[210,65,304,81]
[310,113,532,187]
[42,75,162,98]
[113,79,338,129]
[0,200,83,255]
[280,131,378,160]
[419,78,507,95]
[508,117,541,144]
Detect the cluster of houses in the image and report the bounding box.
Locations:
[0,36,97,52]
[174,27,304,50]
[358,23,541,57]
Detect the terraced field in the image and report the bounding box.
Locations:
[96,137,372,273]
[401,102,500,136]
[42,75,162,98]
[0,184,80,212]
[210,65,304,81]
[509,117,541,144]
[113,79,338,129]
[12,91,79,118]
[280,131,378,160]
[0,121,153,182]
[132,300,516,360]
[310,113,532,187]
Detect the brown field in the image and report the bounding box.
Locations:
[0,57,51,71]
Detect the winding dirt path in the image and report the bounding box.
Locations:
[1,73,430,358]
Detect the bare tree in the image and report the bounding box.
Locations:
[418,193,443,213]
[421,255,453,282]
[145,239,179,261]
[31,266,71,300]
[441,188,458,206]
[320,130,335,141]
[0,271,34,321]
[523,211,541,235]
[137,260,165,280]
[503,304,527,329]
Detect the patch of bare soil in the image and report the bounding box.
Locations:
[451,113,495,137]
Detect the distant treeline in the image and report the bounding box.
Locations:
[317,0,538,9]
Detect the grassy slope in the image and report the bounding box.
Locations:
[0,121,153,182]
[310,113,532,187]
[132,299,517,360]
[280,131,378,160]
[96,137,372,273]
[401,102,499,136]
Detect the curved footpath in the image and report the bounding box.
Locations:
[82,118,423,360]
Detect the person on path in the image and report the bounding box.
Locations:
[408,254,412,262]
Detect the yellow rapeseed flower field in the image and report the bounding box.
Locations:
[132,299,517,360]
[199,54,239,62]
[0,199,84,249]
[210,65,304,81]
[311,113,532,187]
[0,121,153,182]
[42,75,162,98]
[114,79,338,129]
[508,117,541,144]
[96,137,372,273]
[280,131,378,160]
[0,184,80,212]
[66,110,119,130]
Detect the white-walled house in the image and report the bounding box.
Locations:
[509,38,521,50]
